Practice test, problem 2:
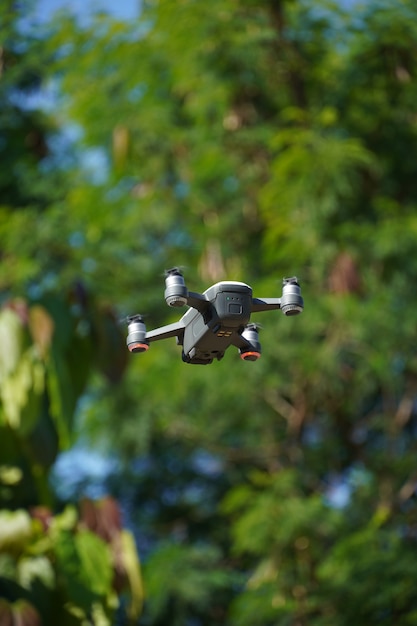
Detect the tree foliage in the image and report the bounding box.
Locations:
[3,0,417,624]
[0,3,142,623]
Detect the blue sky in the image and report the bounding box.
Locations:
[34,0,140,23]
[33,0,358,23]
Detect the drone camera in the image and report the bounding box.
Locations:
[281,277,304,316]
[126,316,149,353]
[239,324,261,361]
[164,268,188,307]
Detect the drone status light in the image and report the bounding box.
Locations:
[126,269,303,365]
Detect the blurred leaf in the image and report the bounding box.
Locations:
[120,530,144,620]
[0,599,41,626]
[144,542,232,620]
[0,510,32,554]
[55,529,113,608]
[0,348,45,433]
[18,556,54,591]
[28,306,55,358]
[0,466,23,486]
[0,308,26,381]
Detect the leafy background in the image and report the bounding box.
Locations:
[2,0,417,624]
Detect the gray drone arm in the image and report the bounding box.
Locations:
[251,279,304,316]
[251,297,282,313]
[185,291,209,313]
[146,320,186,343]
[232,333,254,351]
[232,324,262,361]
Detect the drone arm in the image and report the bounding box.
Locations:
[251,297,282,313]
[185,291,209,313]
[146,320,185,343]
[231,334,253,351]
[232,325,262,361]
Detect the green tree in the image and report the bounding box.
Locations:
[0,3,143,623]
[4,0,417,624]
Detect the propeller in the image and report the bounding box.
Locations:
[164,266,185,277]
[126,313,146,324]
[118,313,147,327]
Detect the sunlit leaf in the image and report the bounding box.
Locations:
[120,530,144,620]
[0,510,32,554]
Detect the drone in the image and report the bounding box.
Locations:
[126,268,304,365]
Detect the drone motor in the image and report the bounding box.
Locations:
[280,277,304,316]
[239,323,261,361]
[126,315,149,353]
[164,267,188,307]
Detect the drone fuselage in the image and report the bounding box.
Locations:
[179,282,253,364]
[126,270,303,364]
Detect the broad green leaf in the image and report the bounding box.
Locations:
[120,530,144,620]
[0,308,25,381]
[0,348,45,433]
[75,530,113,597]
